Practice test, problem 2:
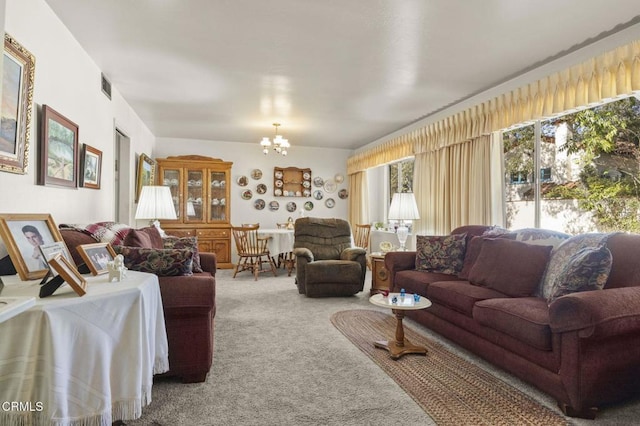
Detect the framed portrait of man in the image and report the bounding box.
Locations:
[0,214,68,280]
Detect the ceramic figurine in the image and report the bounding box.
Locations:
[108,254,127,282]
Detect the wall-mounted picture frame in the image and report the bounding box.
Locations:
[136,153,156,202]
[38,105,79,188]
[48,253,87,296]
[0,213,67,280]
[80,144,102,189]
[77,242,116,275]
[0,33,35,175]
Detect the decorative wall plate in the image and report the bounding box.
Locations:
[334,173,344,183]
[303,172,311,180]
[302,180,311,188]
[275,179,283,187]
[256,183,267,194]
[251,169,263,180]
[323,179,337,193]
[325,198,335,208]
[338,188,349,199]
[274,188,282,196]
[313,177,324,187]
[254,199,265,210]
[304,201,314,211]
[274,170,283,179]
[241,189,252,200]
[286,202,297,212]
[269,200,279,211]
[237,176,248,186]
[313,190,323,200]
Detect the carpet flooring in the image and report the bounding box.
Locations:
[331,309,568,426]
[126,269,640,425]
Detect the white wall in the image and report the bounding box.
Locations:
[0,0,154,225]
[155,138,352,228]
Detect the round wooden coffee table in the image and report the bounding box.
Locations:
[369,292,432,359]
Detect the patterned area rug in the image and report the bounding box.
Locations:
[331,309,570,426]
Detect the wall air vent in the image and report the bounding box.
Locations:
[101,73,112,100]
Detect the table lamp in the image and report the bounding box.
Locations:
[135,186,177,237]
[388,192,420,251]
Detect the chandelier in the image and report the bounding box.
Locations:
[260,123,290,156]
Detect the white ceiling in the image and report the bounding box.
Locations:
[43,0,640,150]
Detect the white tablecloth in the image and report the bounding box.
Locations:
[258,229,295,255]
[0,271,169,425]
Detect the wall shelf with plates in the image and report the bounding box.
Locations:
[274,167,311,197]
[156,155,233,268]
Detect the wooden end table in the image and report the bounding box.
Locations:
[369,252,391,295]
[369,292,432,359]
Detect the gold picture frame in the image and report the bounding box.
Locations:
[136,153,156,202]
[48,253,87,296]
[0,33,35,174]
[0,213,67,280]
[77,242,116,275]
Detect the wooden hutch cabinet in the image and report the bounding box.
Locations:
[156,155,233,269]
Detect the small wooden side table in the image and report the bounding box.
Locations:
[370,252,391,295]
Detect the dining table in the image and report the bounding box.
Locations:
[258,228,295,275]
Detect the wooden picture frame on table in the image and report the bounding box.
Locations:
[38,105,79,188]
[0,33,35,175]
[77,242,116,275]
[0,213,68,280]
[48,254,86,296]
[136,153,155,202]
[80,144,102,189]
[38,241,75,276]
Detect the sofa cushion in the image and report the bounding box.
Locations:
[415,234,466,275]
[427,280,509,317]
[394,269,460,296]
[539,233,612,299]
[163,236,204,273]
[113,246,194,276]
[468,238,552,297]
[124,227,164,249]
[546,245,612,304]
[473,297,552,351]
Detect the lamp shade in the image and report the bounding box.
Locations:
[135,186,178,220]
[388,192,420,221]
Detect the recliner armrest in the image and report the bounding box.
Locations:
[341,247,366,261]
[293,247,314,262]
[549,287,640,338]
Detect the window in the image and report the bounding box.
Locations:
[503,96,640,233]
[388,159,414,201]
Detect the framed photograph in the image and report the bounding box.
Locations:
[38,241,75,277]
[80,144,102,189]
[0,33,35,175]
[48,254,87,296]
[0,214,67,280]
[77,243,116,275]
[38,105,79,188]
[136,153,156,202]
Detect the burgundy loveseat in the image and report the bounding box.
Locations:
[385,225,640,419]
[60,228,217,383]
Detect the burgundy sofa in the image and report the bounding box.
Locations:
[385,225,640,419]
[60,228,216,383]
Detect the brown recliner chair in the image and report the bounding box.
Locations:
[292,217,367,297]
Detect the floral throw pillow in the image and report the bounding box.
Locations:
[113,246,194,276]
[547,245,612,304]
[163,236,203,273]
[415,234,466,275]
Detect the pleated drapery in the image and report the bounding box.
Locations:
[348,171,369,229]
[348,40,640,175]
[346,39,640,233]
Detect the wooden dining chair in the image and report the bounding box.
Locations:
[231,225,277,280]
[354,224,372,269]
